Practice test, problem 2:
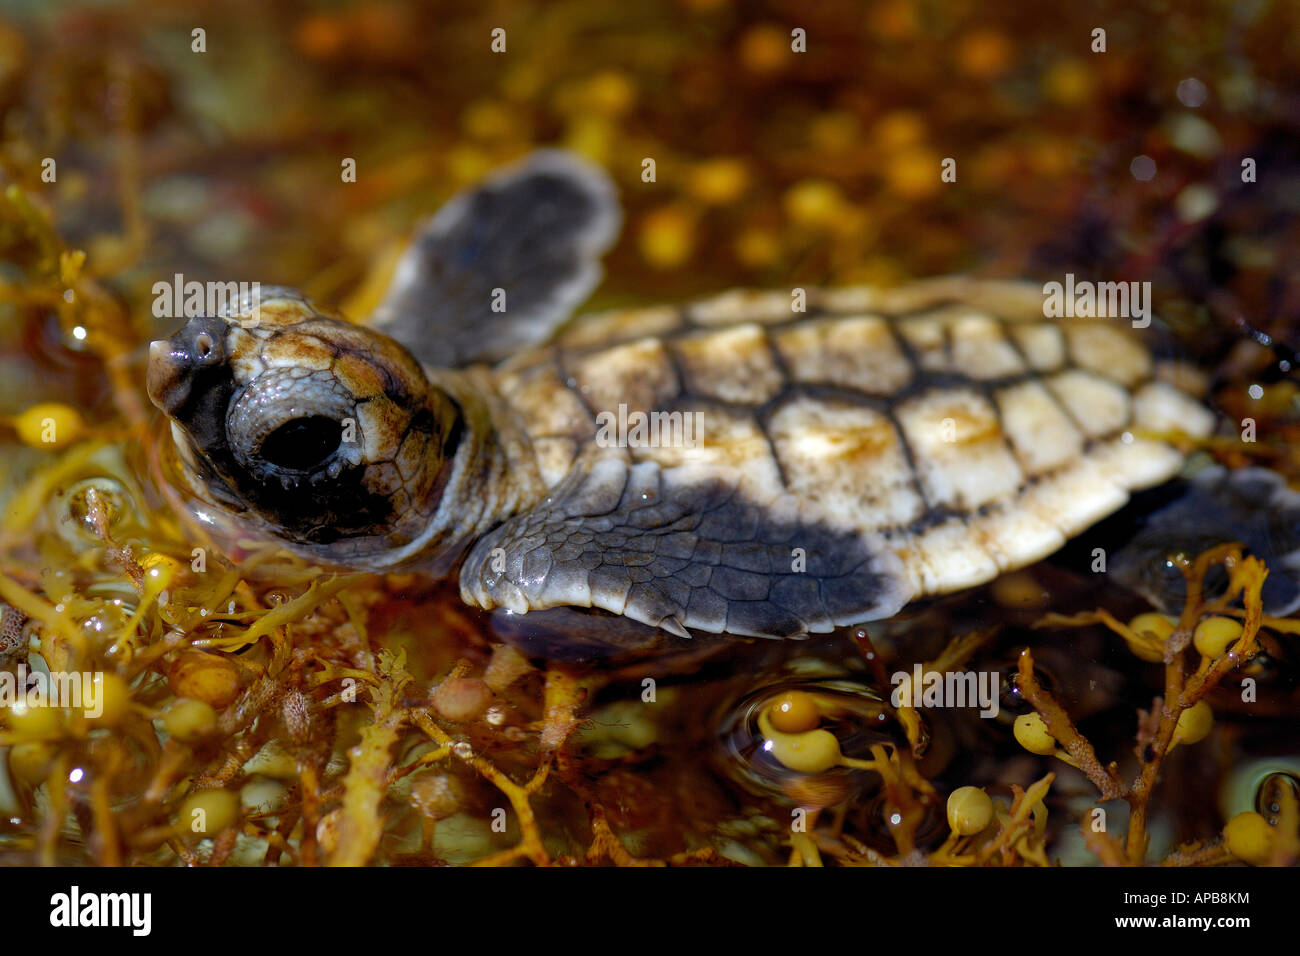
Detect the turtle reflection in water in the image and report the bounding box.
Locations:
[145,150,1300,658]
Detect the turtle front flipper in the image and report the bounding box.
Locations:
[369,150,621,368]
[457,457,913,641]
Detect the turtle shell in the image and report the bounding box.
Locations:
[489,277,1215,601]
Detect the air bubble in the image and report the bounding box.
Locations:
[1130,155,1157,181]
[1176,77,1208,108]
[1255,771,1300,825]
[714,678,903,808]
[55,477,132,546]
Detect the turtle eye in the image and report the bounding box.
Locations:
[258,416,343,472]
[226,368,359,483]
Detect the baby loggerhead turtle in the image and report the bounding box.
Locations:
[145,150,1296,653]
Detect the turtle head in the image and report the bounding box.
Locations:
[147,287,463,566]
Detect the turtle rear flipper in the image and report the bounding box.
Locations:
[458,458,913,640]
[1109,465,1300,616]
[369,150,621,368]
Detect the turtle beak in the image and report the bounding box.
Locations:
[146,315,228,416]
[146,339,190,414]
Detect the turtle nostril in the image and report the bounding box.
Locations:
[188,327,226,366]
[194,332,215,360]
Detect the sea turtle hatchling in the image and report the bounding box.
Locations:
[146,150,1300,654]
